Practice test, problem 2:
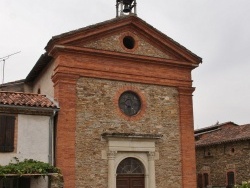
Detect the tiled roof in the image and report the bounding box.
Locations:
[195,122,250,147]
[0,92,58,108]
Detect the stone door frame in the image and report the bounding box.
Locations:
[102,133,162,188]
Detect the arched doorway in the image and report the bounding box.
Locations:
[116,157,145,188]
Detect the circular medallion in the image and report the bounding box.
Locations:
[119,91,141,116]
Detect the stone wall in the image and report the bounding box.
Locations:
[51,174,64,188]
[75,77,182,188]
[196,140,250,187]
[81,32,172,59]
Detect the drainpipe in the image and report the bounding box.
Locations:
[49,110,57,165]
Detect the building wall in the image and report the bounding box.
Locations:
[0,80,26,92]
[51,18,199,187]
[196,141,250,187]
[75,77,182,187]
[81,32,172,59]
[52,53,197,187]
[0,114,50,165]
[30,177,49,188]
[32,61,55,97]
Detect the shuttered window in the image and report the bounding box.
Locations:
[0,115,15,152]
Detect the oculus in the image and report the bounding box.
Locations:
[119,91,141,116]
[123,36,135,49]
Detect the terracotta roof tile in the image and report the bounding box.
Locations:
[195,123,250,147]
[0,92,58,108]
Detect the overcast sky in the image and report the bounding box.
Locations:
[0,0,249,129]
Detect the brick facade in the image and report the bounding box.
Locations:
[46,15,201,187]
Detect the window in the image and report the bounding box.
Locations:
[123,36,135,49]
[204,173,209,187]
[197,173,203,188]
[0,115,15,152]
[0,177,30,188]
[227,171,235,187]
[118,91,141,116]
[197,173,209,188]
[117,157,144,174]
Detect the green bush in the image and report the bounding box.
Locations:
[234,181,250,188]
[0,158,60,176]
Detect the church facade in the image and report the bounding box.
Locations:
[2,10,202,188]
[34,15,201,188]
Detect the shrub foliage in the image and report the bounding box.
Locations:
[0,158,60,176]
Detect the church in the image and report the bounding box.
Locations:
[0,1,202,187]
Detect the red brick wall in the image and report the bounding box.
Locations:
[53,73,79,188]
[179,87,197,188]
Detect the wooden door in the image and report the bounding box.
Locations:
[117,175,144,188]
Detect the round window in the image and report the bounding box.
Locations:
[119,91,141,116]
[123,36,135,49]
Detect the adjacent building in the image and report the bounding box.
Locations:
[0,91,59,187]
[195,122,250,188]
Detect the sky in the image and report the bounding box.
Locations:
[0,0,249,129]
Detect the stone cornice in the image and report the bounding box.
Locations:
[178,86,196,96]
[49,45,198,69]
[102,133,163,140]
[49,46,196,88]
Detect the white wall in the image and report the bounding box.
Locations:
[0,114,50,165]
[30,176,49,188]
[31,61,55,97]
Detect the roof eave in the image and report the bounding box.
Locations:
[0,104,59,116]
[25,54,52,83]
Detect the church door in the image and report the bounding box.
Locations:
[117,175,144,188]
[116,158,145,188]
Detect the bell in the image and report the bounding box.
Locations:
[123,4,131,13]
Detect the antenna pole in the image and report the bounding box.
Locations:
[0,51,21,84]
[2,59,5,84]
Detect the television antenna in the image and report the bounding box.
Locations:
[0,51,21,84]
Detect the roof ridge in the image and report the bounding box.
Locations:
[195,121,238,132]
[49,15,133,41]
[0,91,46,97]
